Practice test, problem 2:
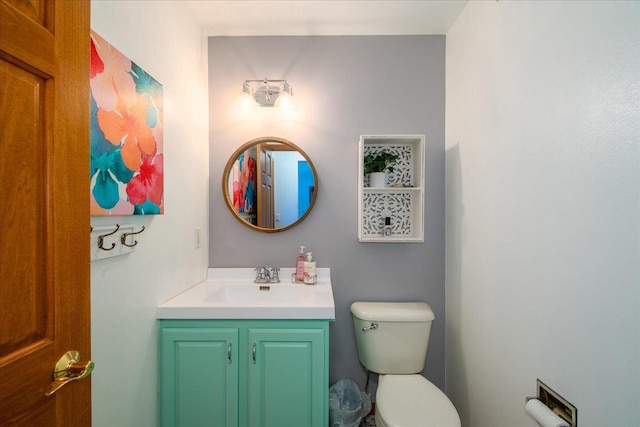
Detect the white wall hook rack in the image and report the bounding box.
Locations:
[91,224,145,261]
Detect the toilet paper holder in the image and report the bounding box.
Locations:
[526,379,577,426]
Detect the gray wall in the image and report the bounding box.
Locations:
[208,36,445,391]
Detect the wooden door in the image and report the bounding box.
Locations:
[0,0,91,425]
[257,145,274,228]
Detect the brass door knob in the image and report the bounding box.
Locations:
[45,350,95,396]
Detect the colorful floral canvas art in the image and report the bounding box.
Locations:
[90,30,164,215]
[231,150,257,224]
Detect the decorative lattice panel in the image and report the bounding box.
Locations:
[362,192,413,237]
[363,145,414,187]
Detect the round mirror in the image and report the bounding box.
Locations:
[222,136,318,233]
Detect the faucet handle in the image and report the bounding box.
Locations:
[255,266,266,282]
[270,267,280,283]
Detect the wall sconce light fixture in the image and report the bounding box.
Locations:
[237,78,297,114]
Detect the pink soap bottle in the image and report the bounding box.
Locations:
[295,246,305,282]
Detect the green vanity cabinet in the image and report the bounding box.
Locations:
[248,328,326,427]
[160,326,239,427]
[159,319,330,427]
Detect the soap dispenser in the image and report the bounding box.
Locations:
[303,252,317,284]
[295,246,305,282]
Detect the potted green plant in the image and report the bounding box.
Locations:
[364,151,398,187]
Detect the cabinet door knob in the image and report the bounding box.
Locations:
[227,342,232,364]
[252,343,256,364]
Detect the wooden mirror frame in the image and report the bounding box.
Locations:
[222,136,318,233]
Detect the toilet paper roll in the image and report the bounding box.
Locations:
[525,398,570,427]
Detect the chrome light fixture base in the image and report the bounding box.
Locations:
[242,78,293,107]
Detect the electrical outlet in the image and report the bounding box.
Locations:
[194,227,202,249]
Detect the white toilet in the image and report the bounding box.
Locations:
[351,301,461,427]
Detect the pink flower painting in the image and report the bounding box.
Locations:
[90,30,164,215]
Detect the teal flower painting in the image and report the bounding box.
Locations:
[90,30,164,215]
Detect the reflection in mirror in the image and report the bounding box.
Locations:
[222,137,318,233]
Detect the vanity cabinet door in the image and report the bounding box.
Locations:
[247,328,326,427]
[160,327,239,427]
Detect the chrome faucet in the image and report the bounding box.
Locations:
[254,264,280,283]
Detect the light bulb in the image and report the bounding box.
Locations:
[274,92,298,114]
[234,91,259,120]
[236,92,257,112]
[276,93,298,120]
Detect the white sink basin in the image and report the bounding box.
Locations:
[157,268,335,320]
[207,283,307,303]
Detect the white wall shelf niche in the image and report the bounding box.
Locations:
[358,135,425,242]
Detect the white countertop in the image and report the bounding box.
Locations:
[156,268,335,320]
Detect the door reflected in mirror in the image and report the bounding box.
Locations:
[222,137,318,232]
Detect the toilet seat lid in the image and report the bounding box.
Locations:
[376,375,461,427]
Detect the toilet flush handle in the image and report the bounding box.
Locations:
[362,322,378,332]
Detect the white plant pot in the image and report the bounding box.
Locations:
[368,172,387,188]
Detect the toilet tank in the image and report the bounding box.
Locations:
[351,302,435,374]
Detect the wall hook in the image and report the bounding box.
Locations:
[121,226,145,247]
[97,224,120,251]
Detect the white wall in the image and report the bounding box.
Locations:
[90,2,209,426]
[445,2,639,426]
